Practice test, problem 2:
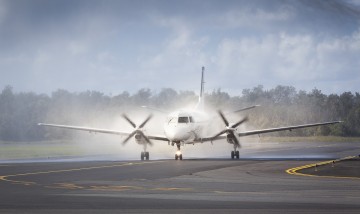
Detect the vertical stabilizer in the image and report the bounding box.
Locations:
[195,66,205,111]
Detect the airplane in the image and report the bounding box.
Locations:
[38,67,342,160]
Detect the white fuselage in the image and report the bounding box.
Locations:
[163,109,209,143]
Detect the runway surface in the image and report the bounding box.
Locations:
[0,141,360,213]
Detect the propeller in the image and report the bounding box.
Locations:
[213,110,248,147]
[121,114,153,146]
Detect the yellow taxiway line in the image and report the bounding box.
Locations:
[286,156,360,180]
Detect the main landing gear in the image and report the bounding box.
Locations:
[231,144,240,159]
[141,151,149,161]
[140,144,150,161]
[231,150,240,159]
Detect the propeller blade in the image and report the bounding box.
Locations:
[122,131,136,145]
[139,114,153,129]
[216,109,245,148]
[139,131,153,146]
[230,131,241,148]
[231,116,248,129]
[218,110,229,127]
[122,114,136,128]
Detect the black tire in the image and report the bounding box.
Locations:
[179,154,183,160]
[141,152,144,161]
[236,151,240,159]
[145,152,149,160]
[231,151,235,159]
[175,154,178,160]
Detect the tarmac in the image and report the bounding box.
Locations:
[0,141,359,213]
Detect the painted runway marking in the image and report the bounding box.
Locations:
[87,185,144,191]
[0,161,155,178]
[0,161,194,193]
[286,156,360,180]
[0,161,162,186]
[46,183,85,190]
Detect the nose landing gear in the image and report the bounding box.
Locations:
[175,153,182,160]
[174,142,183,160]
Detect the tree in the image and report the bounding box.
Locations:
[0,86,16,140]
[131,88,152,106]
[0,84,359,142]
[153,88,178,109]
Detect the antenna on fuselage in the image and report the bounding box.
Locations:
[200,66,205,97]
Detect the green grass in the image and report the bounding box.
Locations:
[0,136,359,160]
[0,140,85,160]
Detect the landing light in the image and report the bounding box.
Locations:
[176,151,182,155]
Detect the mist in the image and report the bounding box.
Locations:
[1,84,358,161]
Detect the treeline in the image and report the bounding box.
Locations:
[0,85,359,142]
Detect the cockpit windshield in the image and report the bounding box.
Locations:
[167,114,194,124]
[178,117,189,123]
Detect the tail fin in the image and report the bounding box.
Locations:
[195,66,205,111]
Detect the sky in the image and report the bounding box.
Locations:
[0,0,360,96]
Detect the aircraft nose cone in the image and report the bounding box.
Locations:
[170,131,182,141]
[166,130,175,140]
[166,127,191,141]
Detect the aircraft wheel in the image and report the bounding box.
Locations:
[179,154,183,160]
[235,151,240,159]
[175,154,178,160]
[145,152,149,160]
[231,151,235,159]
[141,152,145,161]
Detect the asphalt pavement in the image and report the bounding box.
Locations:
[0,141,360,213]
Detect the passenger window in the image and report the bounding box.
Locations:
[178,117,189,123]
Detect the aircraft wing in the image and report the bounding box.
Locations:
[198,121,342,142]
[38,123,169,142]
[237,121,342,137]
[233,105,260,113]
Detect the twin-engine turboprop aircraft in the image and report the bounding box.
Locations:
[38,67,341,160]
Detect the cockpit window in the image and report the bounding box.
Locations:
[189,116,194,123]
[178,117,189,123]
[168,117,177,123]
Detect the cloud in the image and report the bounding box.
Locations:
[211,30,360,94]
[0,0,359,95]
[217,5,295,29]
[0,0,7,25]
[138,16,210,91]
[345,0,360,6]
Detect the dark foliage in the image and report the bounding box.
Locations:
[0,85,357,142]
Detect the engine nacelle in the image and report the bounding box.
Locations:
[226,133,236,144]
[134,133,142,143]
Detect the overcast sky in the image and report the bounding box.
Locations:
[1,0,360,95]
